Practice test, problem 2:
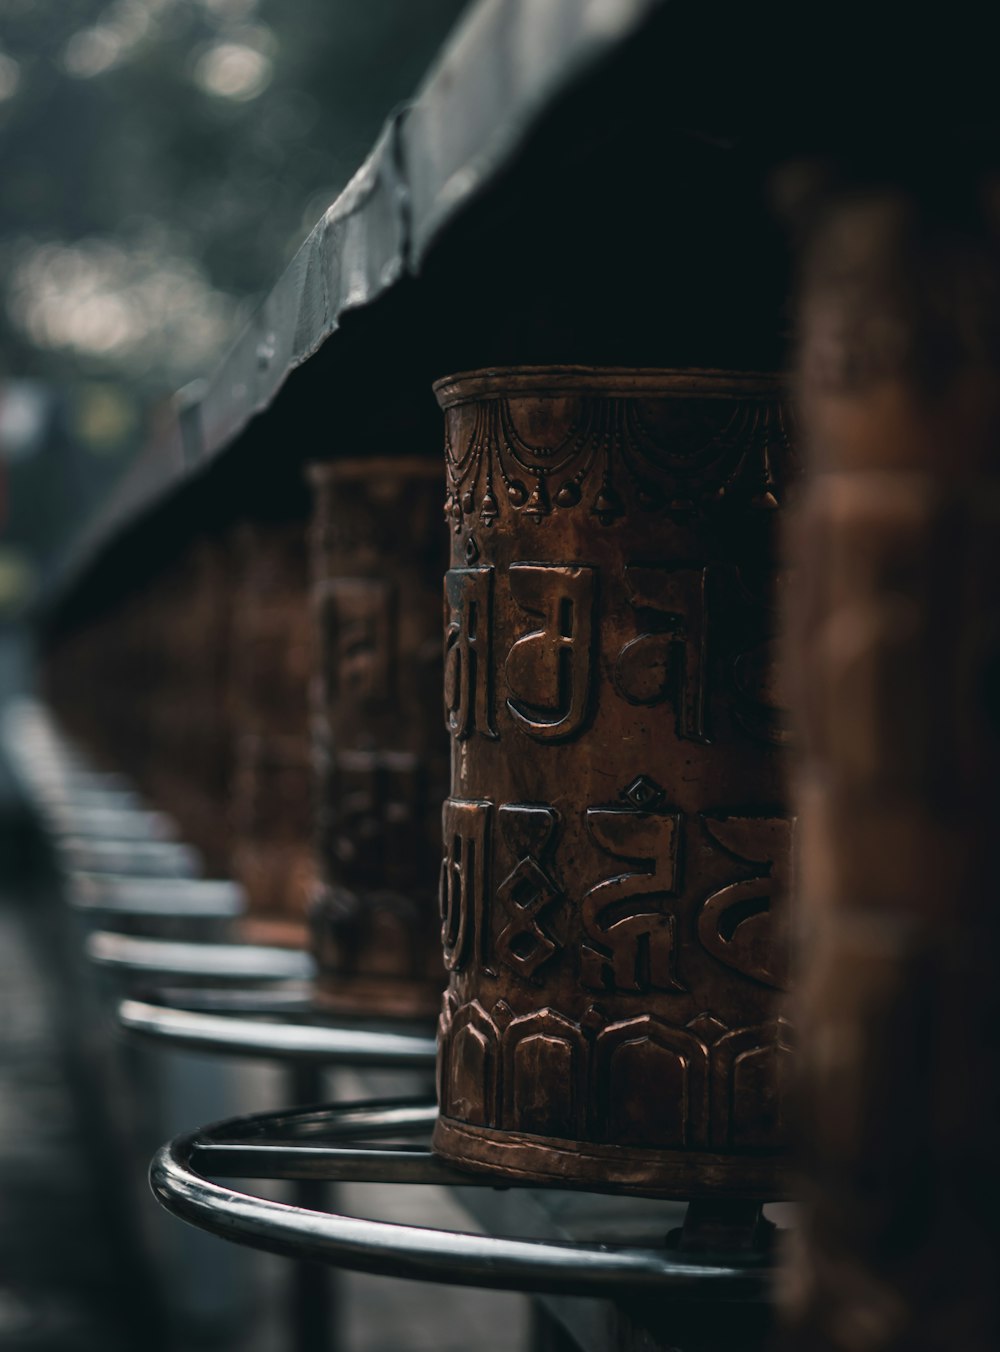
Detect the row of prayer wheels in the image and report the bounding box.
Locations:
[46,367,795,1202]
[41,172,1000,1349]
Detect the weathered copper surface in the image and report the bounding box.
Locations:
[432,367,795,1197]
[227,520,314,946]
[308,459,448,1018]
[781,186,1000,1350]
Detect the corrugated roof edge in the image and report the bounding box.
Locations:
[404,0,666,262]
[42,0,669,615]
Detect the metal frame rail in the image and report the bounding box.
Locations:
[153,1099,775,1300]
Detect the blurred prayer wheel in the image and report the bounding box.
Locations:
[228,519,314,946]
[308,459,449,1018]
[432,366,796,1197]
[44,536,233,869]
[42,585,152,780]
[141,536,234,872]
[781,182,1000,1350]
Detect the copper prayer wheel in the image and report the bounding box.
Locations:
[308,459,449,1019]
[135,536,234,872]
[229,734,314,946]
[432,366,796,1197]
[228,519,314,946]
[43,535,235,871]
[42,590,151,778]
[781,184,1000,1350]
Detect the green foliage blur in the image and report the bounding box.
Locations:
[0,0,468,584]
[0,0,468,391]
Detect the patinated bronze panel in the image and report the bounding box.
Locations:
[308,459,449,1018]
[432,367,795,1197]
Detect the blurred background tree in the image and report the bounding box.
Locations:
[0,0,468,587]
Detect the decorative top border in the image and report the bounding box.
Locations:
[440,369,795,524]
[433,367,786,410]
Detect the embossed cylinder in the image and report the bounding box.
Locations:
[308,459,449,1018]
[433,367,795,1197]
[43,586,156,784]
[46,536,236,872]
[781,188,1000,1350]
[228,519,315,946]
[142,536,234,873]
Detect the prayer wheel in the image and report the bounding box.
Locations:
[308,459,449,1018]
[142,537,234,874]
[228,519,314,946]
[432,366,796,1197]
[781,181,1000,1350]
[43,535,234,870]
[42,590,150,777]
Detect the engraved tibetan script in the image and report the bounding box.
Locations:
[495,804,562,980]
[698,816,793,989]
[440,797,491,971]
[505,564,596,742]
[581,776,685,993]
[614,565,709,742]
[329,749,422,871]
[444,568,496,740]
[321,577,394,702]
